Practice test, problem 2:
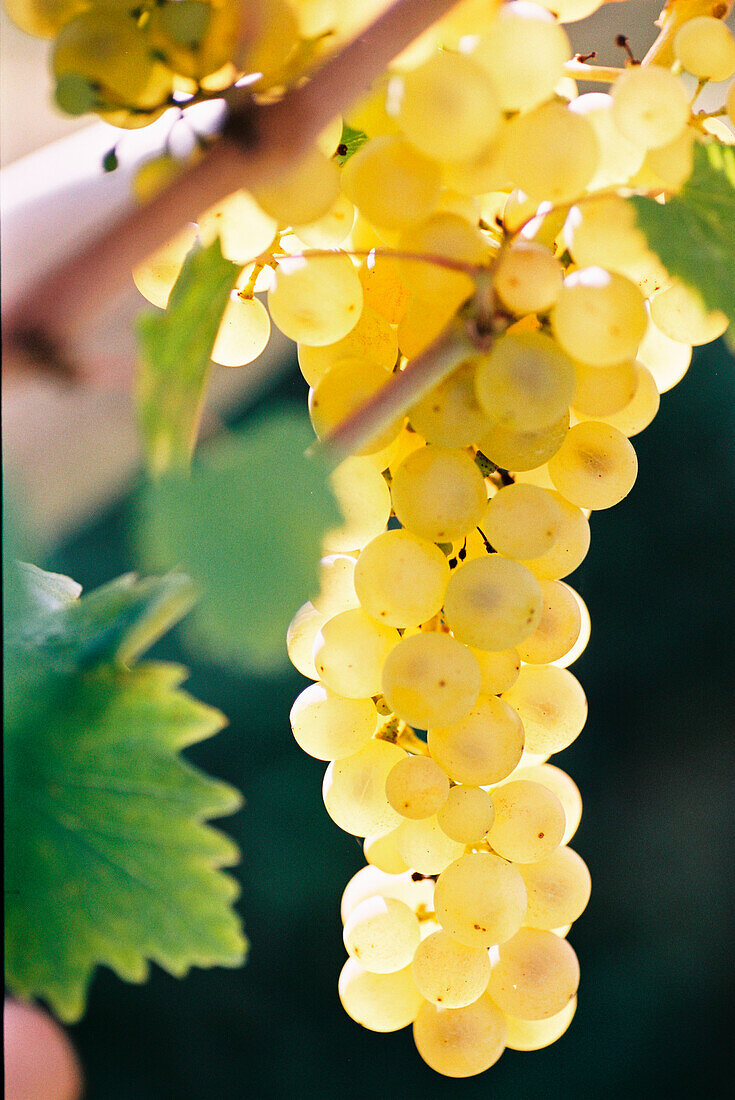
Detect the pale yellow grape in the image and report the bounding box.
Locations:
[397,51,501,163]
[501,190,541,235]
[483,484,563,561]
[572,359,638,418]
[395,815,465,875]
[268,254,363,346]
[391,446,488,544]
[353,530,450,628]
[509,764,583,846]
[294,193,356,248]
[397,213,489,306]
[437,785,495,844]
[210,294,271,367]
[550,585,590,669]
[323,739,406,836]
[309,358,401,454]
[386,756,450,819]
[396,293,461,358]
[343,895,421,973]
[488,780,565,863]
[470,2,571,112]
[517,580,582,665]
[342,136,442,231]
[443,128,511,196]
[504,996,577,1050]
[502,665,587,756]
[522,492,590,581]
[289,683,376,760]
[409,362,496,448]
[314,608,399,699]
[639,127,695,193]
[412,930,492,1009]
[286,601,327,680]
[252,147,340,226]
[382,632,481,730]
[548,420,638,510]
[501,101,599,205]
[650,281,729,346]
[568,92,645,190]
[480,413,570,473]
[493,242,563,316]
[472,648,521,696]
[339,959,423,1032]
[552,268,647,368]
[198,190,278,265]
[520,846,591,930]
[674,15,735,80]
[437,188,483,223]
[434,852,527,948]
[535,0,603,22]
[444,556,542,651]
[345,76,400,140]
[340,866,435,924]
[413,995,506,1078]
[600,363,660,437]
[292,0,340,37]
[487,927,580,1019]
[386,428,427,474]
[611,65,690,150]
[428,695,524,786]
[358,253,411,324]
[563,197,649,278]
[475,332,575,433]
[515,466,556,491]
[4,0,85,37]
[323,457,391,552]
[637,307,690,394]
[311,554,359,617]
[298,306,399,386]
[316,114,344,157]
[133,224,198,309]
[364,829,409,875]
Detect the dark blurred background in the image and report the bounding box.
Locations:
[40,338,733,1100]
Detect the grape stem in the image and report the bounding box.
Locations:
[281,248,488,277]
[563,61,626,83]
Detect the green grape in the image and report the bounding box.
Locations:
[472,647,521,696]
[363,829,409,875]
[198,190,278,265]
[396,50,501,163]
[395,814,465,875]
[519,846,591,930]
[487,779,565,863]
[339,959,423,1032]
[289,683,377,761]
[147,0,240,82]
[517,580,582,665]
[381,632,481,730]
[286,601,326,680]
[482,483,564,561]
[4,0,87,39]
[391,446,488,544]
[443,556,542,651]
[294,193,356,249]
[132,224,198,310]
[486,927,580,1020]
[323,739,406,836]
[340,865,435,924]
[412,929,492,1009]
[409,362,496,448]
[353,529,450,629]
[501,101,599,205]
[343,895,421,973]
[434,852,527,948]
[298,307,398,386]
[396,213,489,307]
[474,332,575,433]
[502,665,587,756]
[314,608,399,699]
[210,293,271,367]
[568,92,645,190]
[504,996,577,1051]
[479,412,570,473]
[470,1,572,113]
[521,491,590,581]
[253,147,341,226]
[311,554,359,618]
[599,363,660,437]
[268,253,363,346]
[507,764,583,846]
[436,785,495,845]
[342,135,442,231]
[428,695,524,786]
[323,456,392,553]
[309,357,401,454]
[571,359,638,418]
[413,995,507,1078]
[611,65,690,150]
[674,15,735,80]
[548,420,638,511]
[492,242,564,317]
[649,281,729,346]
[551,268,647,369]
[385,755,450,820]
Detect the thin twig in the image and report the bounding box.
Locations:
[563,61,626,83]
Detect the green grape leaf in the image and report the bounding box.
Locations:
[136,237,238,476]
[136,405,340,671]
[102,147,119,173]
[334,122,369,165]
[630,141,735,324]
[4,567,246,1023]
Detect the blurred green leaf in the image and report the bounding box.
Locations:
[136,237,238,475]
[136,405,339,671]
[630,141,735,324]
[334,122,368,165]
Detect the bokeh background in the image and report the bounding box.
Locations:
[3,1,734,1097]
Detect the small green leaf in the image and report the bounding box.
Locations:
[136,237,238,475]
[630,141,735,325]
[334,122,369,165]
[102,147,119,173]
[136,406,340,670]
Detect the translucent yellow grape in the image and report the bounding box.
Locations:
[343,895,421,973]
[649,281,729,346]
[391,446,488,544]
[210,293,271,367]
[353,529,450,629]
[486,927,580,1019]
[342,136,442,231]
[548,420,638,510]
[611,65,690,150]
[323,457,391,553]
[504,996,577,1050]
[520,846,591,930]
[253,148,341,226]
[286,601,326,680]
[339,959,423,1032]
[409,361,496,448]
[323,739,406,836]
[444,556,542,651]
[493,242,564,317]
[314,608,399,698]
[507,764,583,846]
[517,580,582,665]
[395,814,465,875]
[133,224,198,310]
[521,491,590,581]
[502,665,587,756]
[563,196,649,280]
[198,189,278,265]
[294,193,356,248]
[396,294,461,359]
[364,829,409,875]
[4,0,86,38]
[268,254,363,346]
[571,359,638,418]
[381,632,481,730]
[552,268,647,369]
[437,784,495,844]
[289,683,377,761]
[488,779,565,863]
[599,363,660,437]
[413,995,507,1078]
[340,866,435,924]
[641,127,695,193]
[568,92,645,190]
[674,15,735,80]
[479,412,569,473]
[428,695,524,786]
[483,484,563,561]
[358,253,411,324]
[501,101,599,205]
[311,554,358,618]
[385,755,450,820]
[434,852,528,948]
[475,332,575,434]
[309,358,401,454]
[298,307,398,387]
[396,213,489,307]
[412,930,492,1009]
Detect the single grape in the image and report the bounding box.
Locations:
[504,996,577,1051]
[342,135,442,231]
[443,556,542,651]
[385,755,450,820]
[548,420,638,511]
[412,929,492,1009]
[289,683,377,761]
[674,15,735,81]
[409,361,497,448]
[339,959,423,1032]
[486,927,580,1020]
[381,632,481,730]
[413,995,507,1078]
[492,241,564,316]
[474,332,575,433]
[211,294,271,367]
[611,65,690,150]
[434,852,528,948]
[323,457,392,553]
[505,764,583,846]
[428,695,524,786]
[268,253,363,346]
[323,739,406,837]
[343,895,421,973]
[488,779,566,863]
[551,268,647,369]
[520,846,592,929]
[314,608,399,699]
[395,815,465,875]
[482,483,564,561]
[353,529,450,629]
[391,446,488,544]
[502,665,587,756]
[517,580,582,665]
